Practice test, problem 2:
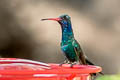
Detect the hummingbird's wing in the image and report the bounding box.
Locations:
[73,40,104,75]
[73,40,87,65]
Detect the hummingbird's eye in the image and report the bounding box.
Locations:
[66,16,70,19]
[64,15,70,20]
[63,16,66,19]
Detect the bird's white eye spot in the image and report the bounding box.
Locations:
[66,16,69,18]
[66,16,70,19]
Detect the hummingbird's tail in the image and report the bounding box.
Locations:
[86,58,94,65]
[85,58,104,75]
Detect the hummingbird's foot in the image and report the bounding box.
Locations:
[59,59,69,66]
[70,62,77,68]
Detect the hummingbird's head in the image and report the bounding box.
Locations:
[41,14,71,26]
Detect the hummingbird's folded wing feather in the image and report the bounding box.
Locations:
[73,40,87,65]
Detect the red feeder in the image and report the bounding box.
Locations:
[0,58,102,80]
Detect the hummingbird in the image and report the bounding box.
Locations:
[42,14,104,77]
[41,14,94,66]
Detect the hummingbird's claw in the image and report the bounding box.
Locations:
[59,59,69,66]
[70,62,77,68]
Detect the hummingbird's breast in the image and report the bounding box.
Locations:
[61,40,77,62]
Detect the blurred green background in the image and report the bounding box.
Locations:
[0,0,120,75]
[97,75,120,80]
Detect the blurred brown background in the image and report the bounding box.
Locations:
[0,0,120,74]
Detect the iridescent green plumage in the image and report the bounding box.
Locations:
[41,14,90,64]
[59,14,86,64]
[41,14,103,76]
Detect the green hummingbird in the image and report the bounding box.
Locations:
[42,14,103,76]
[42,14,93,65]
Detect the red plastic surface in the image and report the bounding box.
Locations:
[0,58,102,80]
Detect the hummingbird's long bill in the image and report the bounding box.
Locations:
[41,18,61,21]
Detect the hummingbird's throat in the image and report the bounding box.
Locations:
[61,22,74,42]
